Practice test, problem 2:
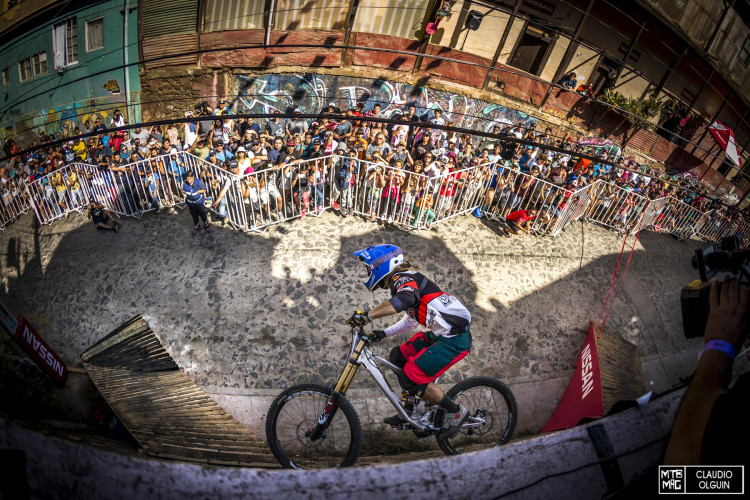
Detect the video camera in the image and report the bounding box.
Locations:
[680,237,750,338]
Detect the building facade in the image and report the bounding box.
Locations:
[0,0,141,146]
[2,0,749,196]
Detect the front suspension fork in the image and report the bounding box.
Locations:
[308,391,341,441]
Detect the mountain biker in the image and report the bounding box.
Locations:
[346,244,472,439]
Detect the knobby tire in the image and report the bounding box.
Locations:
[437,376,518,455]
[266,383,363,469]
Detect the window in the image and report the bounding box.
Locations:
[33,52,47,75]
[53,18,78,68]
[18,58,32,82]
[86,17,104,52]
[18,52,47,82]
[2,68,9,86]
[740,36,750,68]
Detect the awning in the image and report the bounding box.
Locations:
[709,120,743,168]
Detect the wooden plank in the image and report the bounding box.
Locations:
[82,315,275,466]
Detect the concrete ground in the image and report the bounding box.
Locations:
[0,208,704,442]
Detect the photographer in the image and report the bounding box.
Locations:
[665,277,750,466]
[88,201,120,232]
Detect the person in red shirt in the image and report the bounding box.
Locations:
[505,208,536,235]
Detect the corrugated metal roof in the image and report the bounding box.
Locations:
[352,0,431,40]
[142,32,198,67]
[203,0,266,32]
[274,0,349,30]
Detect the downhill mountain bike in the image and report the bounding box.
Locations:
[266,325,517,469]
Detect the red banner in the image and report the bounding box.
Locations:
[13,316,67,385]
[541,322,603,433]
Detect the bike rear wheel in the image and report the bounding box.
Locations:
[437,376,517,455]
[266,384,363,469]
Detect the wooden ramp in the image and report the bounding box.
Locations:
[82,316,278,467]
[597,328,646,414]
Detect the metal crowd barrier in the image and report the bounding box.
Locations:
[25,163,89,225]
[6,151,750,248]
[1,177,31,230]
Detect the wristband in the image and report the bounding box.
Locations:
[699,339,737,361]
[365,310,371,323]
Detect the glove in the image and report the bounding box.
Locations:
[371,330,387,342]
[345,310,370,327]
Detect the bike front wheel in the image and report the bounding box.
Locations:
[437,376,518,455]
[266,384,363,469]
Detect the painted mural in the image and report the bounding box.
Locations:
[233,74,538,133]
[3,94,130,147]
[0,74,140,147]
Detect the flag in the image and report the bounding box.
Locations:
[709,120,743,168]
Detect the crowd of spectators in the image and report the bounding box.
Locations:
[0,98,748,242]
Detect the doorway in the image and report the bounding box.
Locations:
[508,30,551,75]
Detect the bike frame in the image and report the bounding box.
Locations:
[318,327,483,434]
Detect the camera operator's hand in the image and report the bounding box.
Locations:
[705,276,750,349]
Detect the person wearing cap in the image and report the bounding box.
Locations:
[182,170,210,234]
[333,113,354,145]
[235,147,252,175]
[62,141,76,164]
[213,98,229,116]
[307,138,324,160]
[215,141,234,163]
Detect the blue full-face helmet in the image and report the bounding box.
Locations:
[354,244,404,291]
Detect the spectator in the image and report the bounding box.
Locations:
[558,72,577,90]
[505,208,536,235]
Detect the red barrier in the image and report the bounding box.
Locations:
[13,316,67,386]
[540,322,603,433]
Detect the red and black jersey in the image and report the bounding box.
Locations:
[387,271,471,338]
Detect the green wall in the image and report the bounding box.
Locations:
[0,0,141,147]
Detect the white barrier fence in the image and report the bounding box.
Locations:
[4,151,750,247]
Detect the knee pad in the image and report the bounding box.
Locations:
[396,370,428,397]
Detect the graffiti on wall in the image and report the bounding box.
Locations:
[233,74,537,133]
[103,79,122,94]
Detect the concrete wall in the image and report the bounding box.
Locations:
[0,388,684,499]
